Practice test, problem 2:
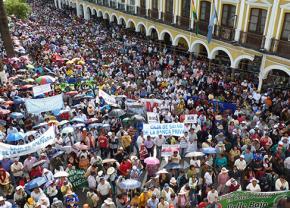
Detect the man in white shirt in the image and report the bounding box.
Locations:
[0,197,12,208]
[97,178,112,203]
[154,135,165,158]
[234,155,247,171]
[23,154,37,173]
[10,158,23,184]
[207,187,218,204]
[275,175,289,191]
[204,169,213,186]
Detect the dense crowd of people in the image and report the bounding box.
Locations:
[0,0,289,208]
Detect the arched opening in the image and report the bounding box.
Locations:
[192,43,208,59]
[91,9,97,20]
[150,28,159,40]
[138,24,146,35]
[86,7,92,19]
[263,69,290,90]
[214,51,231,66]
[111,15,118,23]
[119,18,126,28]
[97,10,103,18]
[78,4,84,17]
[175,37,189,52]
[103,13,109,20]
[162,32,172,46]
[127,21,136,31]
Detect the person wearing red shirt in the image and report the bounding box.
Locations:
[98,134,108,158]
[29,165,43,179]
[118,159,132,177]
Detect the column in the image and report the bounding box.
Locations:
[173,0,179,24]
[84,7,90,20]
[234,0,246,41]
[264,0,280,51]
[145,0,150,16]
[77,4,81,17]
[158,0,163,19]
[58,0,62,9]
[54,0,58,8]
[257,74,264,92]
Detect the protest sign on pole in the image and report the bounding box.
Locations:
[218,191,290,208]
[142,123,184,137]
[184,114,198,123]
[25,94,64,114]
[67,169,88,188]
[32,84,52,96]
[98,90,116,105]
[147,112,160,123]
[140,99,163,112]
[0,127,55,159]
[161,144,180,157]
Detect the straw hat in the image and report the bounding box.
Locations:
[215,115,222,121]
[107,167,115,175]
[170,177,177,185]
[217,125,224,130]
[221,167,229,173]
[250,178,259,183]
[104,198,114,205]
[27,198,35,205]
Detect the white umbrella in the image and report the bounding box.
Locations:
[156,169,169,174]
[61,127,74,134]
[54,171,69,178]
[185,152,205,158]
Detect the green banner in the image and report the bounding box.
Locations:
[67,169,88,189]
[218,191,290,208]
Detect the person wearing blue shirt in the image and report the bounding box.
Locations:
[147,194,159,208]
[242,146,254,164]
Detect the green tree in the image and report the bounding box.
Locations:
[4,0,31,19]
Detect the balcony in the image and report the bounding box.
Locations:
[239,31,266,51]
[270,39,290,59]
[214,25,235,42]
[137,7,146,17]
[176,16,191,30]
[126,5,136,15]
[118,3,126,11]
[110,0,117,8]
[97,0,103,5]
[198,20,209,36]
[103,0,109,7]
[162,12,174,24]
[148,8,159,20]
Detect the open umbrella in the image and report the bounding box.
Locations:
[102,158,117,164]
[144,157,160,165]
[51,151,65,159]
[25,131,37,138]
[33,122,48,129]
[74,123,85,128]
[202,147,217,154]
[86,118,98,124]
[156,169,169,174]
[6,132,25,142]
[0,109,11,115]
[10,112,24,119]
[73,142,89,150]
[54,171,69,178]
[108,109,126,118]
[163,163,182,170]
[58,120,69,126]
[32,160,47,168]
[25,177,47,190]
[131,115,146,122]
[71,117,85,123]
[35,75,55,85]
[119,179,141,190]
[61,127,74,134]
[185,152,205,158]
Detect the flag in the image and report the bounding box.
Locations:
[207,3,217,43]
[191,0,198,35]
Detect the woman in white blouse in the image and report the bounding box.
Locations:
[246,178,261,192]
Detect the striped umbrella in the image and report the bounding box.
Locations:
[35,75,55,85]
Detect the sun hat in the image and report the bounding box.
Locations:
[16,185,23,191]
[0,196,4,201]
[104,198,114,205]
[221,167,229,173]
[170,177,177,185]
[250,178,259,183]
[107,167,115,175]
[98,170,103,176]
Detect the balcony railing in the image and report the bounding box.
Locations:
[148,8,159,20]
[127,5,136,15]
[239,31,266,51]
[214,25,235,42]
[118,3,126,11]
[176,16,191,30]
[198,20,209,36]
[162,12,174,24]
[103,0,110,7]
[137,7,146,17]
[270,39,290,59]
[97,0,103,5]
[110,0,117,8]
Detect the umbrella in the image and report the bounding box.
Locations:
[185,152,205,158]
[32,160,47,168]
[10,112,24,119]
[131,115,146,122]
[54,171,69,178]
[74,123,85,128]
[25,177,47,190]
[86,118,98,124]
[13,97,25,105]
[33,122,48,129]
[156,169,169,174]
[108,109,126,118]
[35,75,55,85]
[6,132,25,142]
[48,120,59,125]
[65,91,78,96]
[73,142,89,150]
[58,120,69,126]
[88,123,104,129]
[119,179,141,190]
[71,117,85,123]
[54,109,70,116]
[0,120,7,126]
[144,157,160,165]
[61,127,74,134]
[163,163,182,170]
[26,64,35,70]
[51,151,65,158]
[19,85,34,90]
[202,147,217,154]
[0,109,11,115]
[102,158,117,164]
[25,130,37,138]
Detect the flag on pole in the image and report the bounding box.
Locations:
[191,0,199,35]
[207,3,217,43]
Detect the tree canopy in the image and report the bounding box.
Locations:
[4,0,31,19]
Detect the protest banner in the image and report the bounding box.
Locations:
[161,144,180,157]
[0,127,55,159]
[67,169,88,188]
[218,191,290,208]
[140,99,163,112]
[147,112,160,123]
[98,90,116,105]
[32,84,52,96]
[142,123,184,137]
[184,114,198,123]
[25,94,64,114]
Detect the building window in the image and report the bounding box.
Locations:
[140,0,146,8]
[181,0,190,17]
[165,0,173,14]
[129,0,135,5]
[152,0,158,10]
[221,4,236,27]
[281,13,290,40]
[200,1,211,22]
[248,8,267,34]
